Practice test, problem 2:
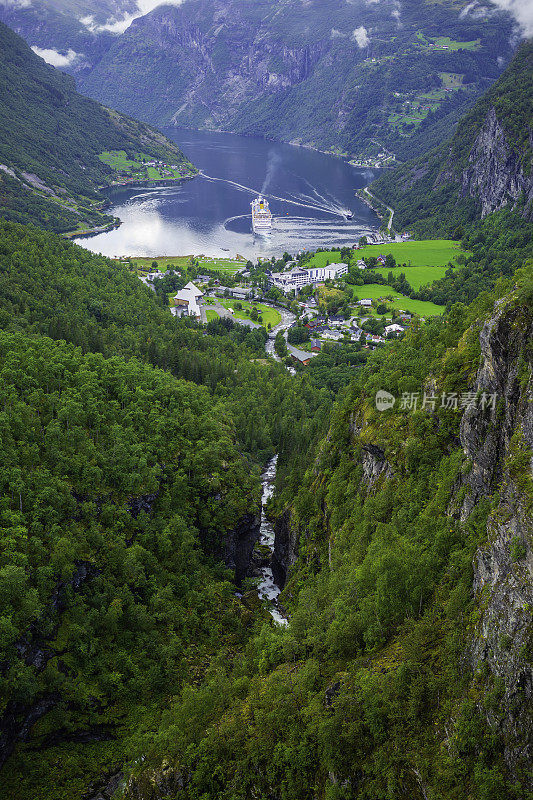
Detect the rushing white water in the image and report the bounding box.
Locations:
[257,456,288,625]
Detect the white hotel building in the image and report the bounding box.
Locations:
[270,262,348,293]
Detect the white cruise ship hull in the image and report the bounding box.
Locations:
[251,195,272,234]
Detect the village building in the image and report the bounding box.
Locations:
[321,328,343,341]
[173,282,203,318]
[384,323,405,336]
[270,263,348,293]
[146,270,164,281]
[358,298,373,307]
[227,287,252,300]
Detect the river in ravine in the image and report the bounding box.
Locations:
[75,128,381,259]
[257,456,287,626]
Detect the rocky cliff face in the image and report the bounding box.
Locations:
[222,511,261,584]
[272,508,298,588]
[71,0,513,155]
[459,108,533,219]
[459,297,533,777]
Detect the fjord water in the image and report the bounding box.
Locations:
[76,129,381,259]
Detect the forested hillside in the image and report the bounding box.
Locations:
[0,220,336,797]
[0,6,532,798]
[0,21,195,232]
[372,39,533,236]
[116,262,533,800]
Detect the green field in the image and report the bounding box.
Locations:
[429,36,480,51]
[129,255,244,276]
[439,71,464,88]
[99,151,184,182]
[205,309,220,322]
[308,240,465,269]
[220,300,281,327]
[195,256,245,273]
[371,265,449,290]
[353,284,444,317]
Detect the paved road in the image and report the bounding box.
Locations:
[363,186,394,232]
[205,298,263,329]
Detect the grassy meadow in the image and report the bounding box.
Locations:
[353,284,445,317]
[220,300,281,328]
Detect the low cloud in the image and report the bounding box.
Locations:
[489,0,533,36]
[0,0,32,7]
[352,26,370,48]
[81,0,183,35]
[460,1,496,20]
[391,0,401,23]
[31,46,79,67]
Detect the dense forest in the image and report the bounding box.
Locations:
[116,264,532,800]
[0,217,531,800]
[0,221,336,797]
[0,14,532,800]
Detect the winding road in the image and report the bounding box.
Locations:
[363,187,394,232]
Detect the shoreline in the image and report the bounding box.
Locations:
[65,173,197,240]
[97,172,197,192]
[170,123,398,168]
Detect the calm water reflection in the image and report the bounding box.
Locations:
[76,129,381,259]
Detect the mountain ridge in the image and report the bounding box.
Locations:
[0,20,196,232]
[371,38,533,235]
[2,0,516,162]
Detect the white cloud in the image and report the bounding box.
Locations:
[489,0,533,36]
[31,46,79,67]
[81,0,183,35]
[352,26,370,47]
[331,28,346,38]
[0,0,32,7]
[391,0,401,22]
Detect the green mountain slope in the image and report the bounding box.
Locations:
[371,39,533,236]
[0,219,335,798]
[106,261,533,800]
[74,0,514,161]
[0,21,196,232]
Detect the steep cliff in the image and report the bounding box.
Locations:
[372,40,533,234]
[459,296,533,777]
[460,108,533,218]
[71,0,513,158]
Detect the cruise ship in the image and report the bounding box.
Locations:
[251,196,272,233]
